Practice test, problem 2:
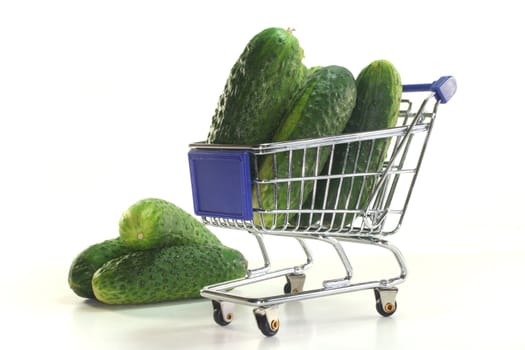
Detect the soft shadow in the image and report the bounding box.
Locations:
[374,316,399,349]
[72,296,211,322]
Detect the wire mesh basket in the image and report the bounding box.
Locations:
[188,76,456,336]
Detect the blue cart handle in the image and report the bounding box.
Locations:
[403,76,457,104]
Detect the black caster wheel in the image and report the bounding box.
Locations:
[283,280,291,294]
[374,287,398,317]
[212,301,233,326]
[254,308,279,337]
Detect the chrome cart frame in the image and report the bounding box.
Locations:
[188,76,456,336]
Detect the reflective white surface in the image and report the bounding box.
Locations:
[4,252,524,350]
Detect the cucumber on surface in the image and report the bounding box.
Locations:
[68,238,133,298]
[92,244,248,304]
[119,198,222,250]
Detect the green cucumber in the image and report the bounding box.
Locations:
[68,238,133,298]
[311,59,402,228]
[207,27,307,145]
[119,198,222,250]
[254,65,357,228]
[92,244,248,304]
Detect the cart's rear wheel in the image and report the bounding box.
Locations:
[212,301,233,326]
[283,273,306,294]
[283,281,292,294]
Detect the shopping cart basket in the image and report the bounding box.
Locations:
[188,75,456,336]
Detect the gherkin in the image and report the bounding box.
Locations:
[119,198,222,250]
[254,65,357,228]
[92,244,248,304]
[310,59,402,228]
[207,27,307,145]
[68,238,134,298]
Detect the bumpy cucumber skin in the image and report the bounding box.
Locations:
[68,238,133,298]
[207,27,307,145]
[254,65,357,228]
[313,59,402,227]
[92,245,248,304]
[119,198,222,250]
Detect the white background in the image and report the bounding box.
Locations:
[1,0,524,349]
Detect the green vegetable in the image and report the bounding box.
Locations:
[307,59,402,228]
[68,238,133,298]
[119,198,222,250]
[254,65,357,228]
[92,244,248,304]
[207,27,307,145]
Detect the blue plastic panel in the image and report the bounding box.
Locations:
[188,149,253,220]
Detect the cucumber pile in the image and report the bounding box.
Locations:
[207,27,402,228]
[68,198,247,304]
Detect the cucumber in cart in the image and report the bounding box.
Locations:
[304,59,402,228]
[254,65,357,228]
[207,27,307,145]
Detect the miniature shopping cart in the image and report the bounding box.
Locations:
[188,76,456,336]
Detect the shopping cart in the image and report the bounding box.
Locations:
[188,76,456,336]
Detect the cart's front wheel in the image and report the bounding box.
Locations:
[253,307,279,337]
[374,287,398,317]
[212,301,234,326]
